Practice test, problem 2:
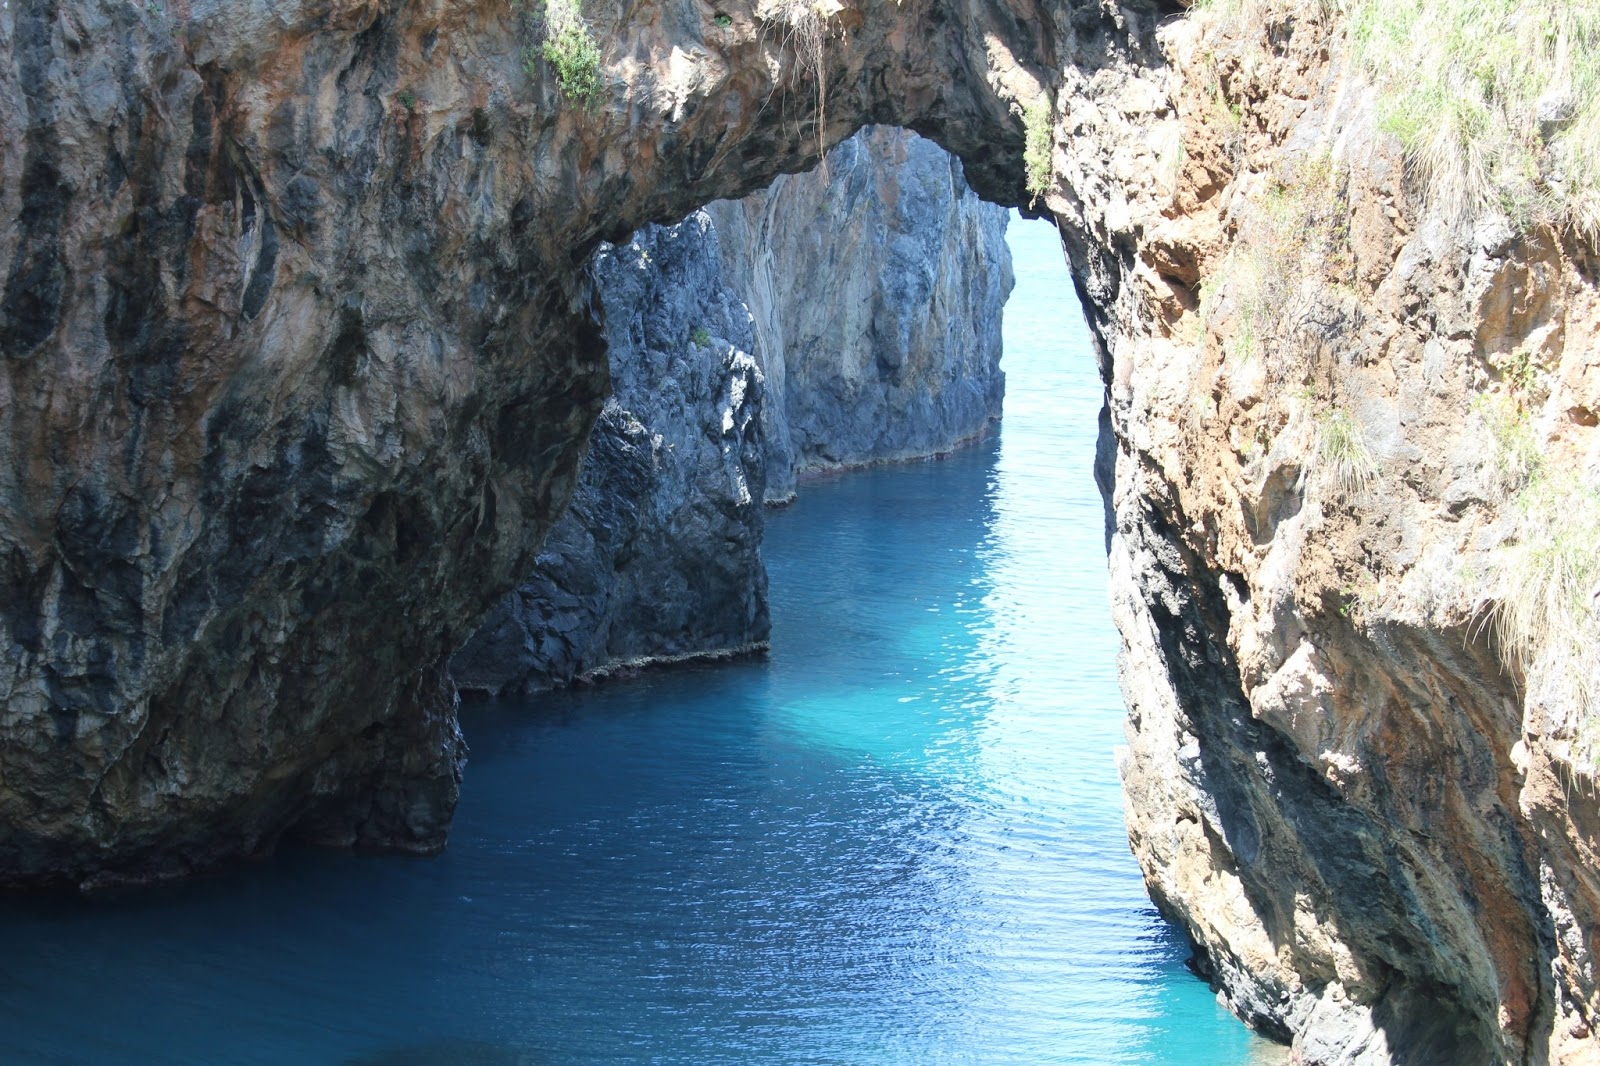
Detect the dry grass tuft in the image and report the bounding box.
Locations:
[1314,405,1378,496]
[1350,0,1600,236]
[1192,0,1600,236]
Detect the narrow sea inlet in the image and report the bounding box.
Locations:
[0,219,1274,1064]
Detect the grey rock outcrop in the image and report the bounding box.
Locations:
[710,126,1012,501]
[451,215,769,697]
[0,0,1077,889]
[454,127,1009,695]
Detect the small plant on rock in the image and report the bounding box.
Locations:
[1023,100,1053,203]
[1481,473,1600,738]
[1314,405,1378,495]
[691,326,711,348]
[1473,393,1542,498]
[1200,156,1354,376]
[529,0,603,108]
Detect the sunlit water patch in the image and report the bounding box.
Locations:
[0,216,1278,1064]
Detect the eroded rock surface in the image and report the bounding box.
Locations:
[709,125,1011,501]
[1086,9,1600,1064]
[451,213,769,696]
[0,0,1088,888]
[4,0,1600,1061]
[452,126,1008,695]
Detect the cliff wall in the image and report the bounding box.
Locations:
[450,213,770,697]
[452,126,1008,696]
[709,125,1011,502]
[1088,8,1600,1063]
[0,0,1071,888]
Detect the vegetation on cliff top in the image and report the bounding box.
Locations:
[1197,0,1600,235]
[1351,0,1600,235]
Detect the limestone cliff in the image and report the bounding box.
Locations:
[1085,8,1600,1064]
[452,126,1008,696]
[4,0,1600,1061]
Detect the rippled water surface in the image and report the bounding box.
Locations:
[0,217,1276,1064]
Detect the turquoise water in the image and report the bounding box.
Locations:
[0,217,1274,1064]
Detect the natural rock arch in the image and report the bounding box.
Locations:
[0,0,1162,884]
[6,0,1600,1062]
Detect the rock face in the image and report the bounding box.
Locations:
[709,125,1011,502]
[0,0,1069,889]
[1088,10,1600,1065]
[452,126,1009,695]
[4,0,1600,1061]
[450,213,770,697]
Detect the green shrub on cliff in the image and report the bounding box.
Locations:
[527,0,602,107]
[1023,100,1053,203]
[1191,1,1600,235]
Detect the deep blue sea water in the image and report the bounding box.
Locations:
[0,217,1277,1064]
